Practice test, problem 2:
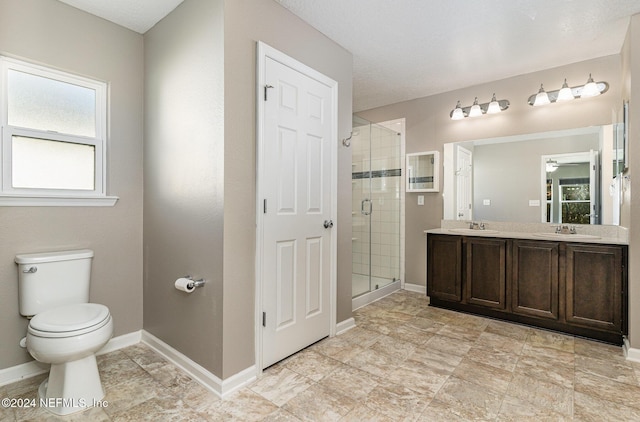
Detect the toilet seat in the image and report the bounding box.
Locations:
[28,304,111,338]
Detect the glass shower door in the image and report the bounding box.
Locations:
[352,116,372,297]
[352,116,402,299]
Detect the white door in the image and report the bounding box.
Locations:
[456,146,473,220]
[258,46,335,368]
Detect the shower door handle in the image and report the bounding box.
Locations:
[361,199,372,216]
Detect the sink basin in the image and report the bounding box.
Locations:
[532,233,601,240]
[449,228,499,234]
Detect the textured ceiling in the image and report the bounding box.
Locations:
[276,0,640,111]
[57,0,640,111]
[57,0,184,34]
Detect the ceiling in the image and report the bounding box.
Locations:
[58,0,640,111]
[276,0,640,111]
[57,0,184,34]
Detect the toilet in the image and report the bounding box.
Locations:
[16,249,113,416]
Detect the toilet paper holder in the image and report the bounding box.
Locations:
[183,275,205,289]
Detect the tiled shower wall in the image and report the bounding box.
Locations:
[352,122,402,291]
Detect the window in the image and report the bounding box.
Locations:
[559,178,590,224]
[0,56,116,206]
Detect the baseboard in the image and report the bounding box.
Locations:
[97,330,142,355]
[0,360,49,387]
[336,317,356,335]
[623,337,640,363]
[141,330,255,399]
[403,283,426,295]
[0,330,141,387]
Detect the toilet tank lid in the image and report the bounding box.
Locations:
[15,249,94,264]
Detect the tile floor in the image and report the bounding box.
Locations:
[2,290,640,421]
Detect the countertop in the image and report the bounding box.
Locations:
[425,221,628,245]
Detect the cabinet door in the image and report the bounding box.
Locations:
[565,244,622,332]
[512,240,559,320]
[465,237,507,309]
[427,234,462,301]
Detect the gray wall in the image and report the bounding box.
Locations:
[144,0,353,379]
[358,54,621,289]
[222,0,353,378]
[622,15,640,350]
[0,0,144,369]
[144,0,225,375]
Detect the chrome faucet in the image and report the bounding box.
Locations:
[469,221,486,230]
[556,225,577,234]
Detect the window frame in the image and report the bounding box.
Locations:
[559,181,591,224]
[0,56,117,206]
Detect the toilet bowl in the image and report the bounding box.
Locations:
[26,303,113,416]
[16,249,113,416]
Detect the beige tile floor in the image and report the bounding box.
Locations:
[2,290,640,421]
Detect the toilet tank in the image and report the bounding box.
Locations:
[16,249,94,317]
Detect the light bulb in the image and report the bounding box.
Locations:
[581,73,600,98]
[556,79,574,102]
[486,93,501,114]
[450,101,465,120]
[468,97,482,117]
[533,84,550,106]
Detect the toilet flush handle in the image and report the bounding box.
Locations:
[23,266,37,273]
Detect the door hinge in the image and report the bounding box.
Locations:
[264,199,267,214]
[262,312,266,327]
[264,84,274,101]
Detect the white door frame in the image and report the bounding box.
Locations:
[540,151,591,224]
[255,41,338,376]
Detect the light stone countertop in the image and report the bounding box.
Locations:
[425,220,628,245]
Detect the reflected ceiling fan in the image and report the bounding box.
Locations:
[545,159,583,172]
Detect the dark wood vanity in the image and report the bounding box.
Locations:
[427,233,627,344]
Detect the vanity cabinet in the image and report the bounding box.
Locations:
[427,234,462,301]
[512,240,559,320]
[565,244,623,333]
[465,238,508,310]
[426,233,627,344]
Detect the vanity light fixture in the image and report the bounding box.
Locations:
[451,101,465,120]
[468,97,483,117]
[486,93,502,114]
[449,95,510,120]
[556,79,575,102]
[527,74,608,106]
[580,73,600,98]
[533,84,551,107]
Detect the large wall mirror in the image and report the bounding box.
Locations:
[443,124,624,225]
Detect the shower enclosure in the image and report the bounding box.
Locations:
[351,116,404,309]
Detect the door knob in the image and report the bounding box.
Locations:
[323,220,334,229]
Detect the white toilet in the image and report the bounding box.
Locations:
[16,249,113,416]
